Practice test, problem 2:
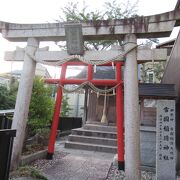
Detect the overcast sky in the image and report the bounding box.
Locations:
[0,0,178,75]
[0,0,177,23]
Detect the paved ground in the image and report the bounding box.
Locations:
[14,137,180,180]
[31,137,114,180]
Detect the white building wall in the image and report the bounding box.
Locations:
[65,93,85,117]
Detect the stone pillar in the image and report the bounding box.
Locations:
[124,34,141,179]
[11,38,39,170]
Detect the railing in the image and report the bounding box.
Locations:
[0,109,14,129]
[58,117,82,131]
[0,129,16,180]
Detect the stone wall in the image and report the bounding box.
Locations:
[140,126,156,167]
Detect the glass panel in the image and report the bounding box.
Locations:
[65,66,87,79]
[149,73,154,83]
[93,66,115,79]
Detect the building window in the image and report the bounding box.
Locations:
[147,72,154,83]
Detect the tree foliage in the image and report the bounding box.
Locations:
[57,0,138,51]
[59,0,138,22]
[0,77,18,110]
[60,95,72,117]
[141,61,166,83]
[153,62,166,82]
[58,1,166,82]
[0,86,13,110]
[28,76,55,135]
[140,39,166,83]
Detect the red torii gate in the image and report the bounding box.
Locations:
[45,61,124,170]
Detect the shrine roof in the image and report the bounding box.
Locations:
[139,83,176,99]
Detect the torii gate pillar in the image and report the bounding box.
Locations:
[124,34,141,179]
[11,38,39,170]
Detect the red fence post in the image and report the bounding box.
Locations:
[116,62,124,170]
[47,64,67,159]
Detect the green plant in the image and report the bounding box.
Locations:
[57,0,138,51]
[10,166,48,180]
[61,95,72,117]
[0,77,18,110]
[36,128,50,137]
[28,76,55,136]
[141,59,166,83]
[36,128,50,146]
[22,143,45,156]
[0,86,11,109]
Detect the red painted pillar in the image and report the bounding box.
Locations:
[88,64,93,81]
[116,62,124,170]
[47,64,67,159]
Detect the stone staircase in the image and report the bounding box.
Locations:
[65,124,117,153]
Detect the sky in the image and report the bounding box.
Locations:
[0,0,179,77]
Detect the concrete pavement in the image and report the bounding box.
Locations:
[32,137,114,180]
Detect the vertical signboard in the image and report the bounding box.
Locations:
[65,24,84,55]
[156,100,176,180]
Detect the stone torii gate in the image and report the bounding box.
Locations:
[6,46,167,165]
[1,9,180,180]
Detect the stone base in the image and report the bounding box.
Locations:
[118,161,125,170]
[20,150,47,166]
[112,154,124,170]
[86,121,116,126]
[46,152,53,160]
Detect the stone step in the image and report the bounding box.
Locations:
[68,134,117,146]
[84,124,117,132]
[71,128,117,139]
[65,141,117,153]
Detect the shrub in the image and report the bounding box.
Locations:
[10,166,48,180]
[61,94,72,117]
[27,76,55,136]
